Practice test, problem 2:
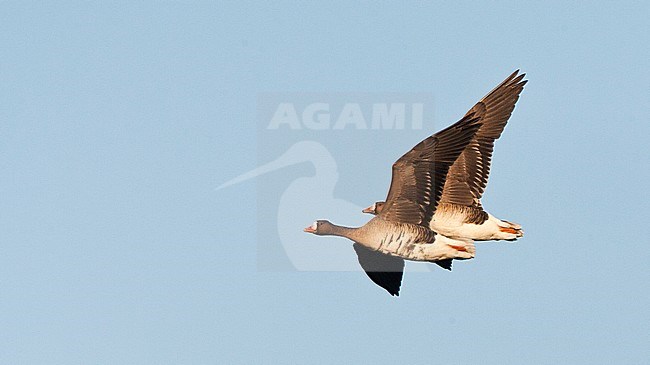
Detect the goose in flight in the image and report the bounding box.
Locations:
[363,70,526,242]
[304,109,484,296]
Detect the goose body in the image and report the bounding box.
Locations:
[431,204,522,241]
[363,71,527,242]
[365,202,522,241]
[305,218,475,262]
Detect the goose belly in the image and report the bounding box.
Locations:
[429,209,471,238]
[430,211,507,241]
[373,230,423,257]
[372,232,475,262]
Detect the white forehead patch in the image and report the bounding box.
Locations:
[311,222,318,230]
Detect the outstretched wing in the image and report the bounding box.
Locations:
[440,70,527,207]
[353,243,405,296]
[378,114,482,225]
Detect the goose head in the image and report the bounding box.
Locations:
[361,201,385,215]
[303,220,336,235]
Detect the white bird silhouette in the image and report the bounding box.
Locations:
[217,140,434,272]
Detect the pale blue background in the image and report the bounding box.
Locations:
[1,2,649,364]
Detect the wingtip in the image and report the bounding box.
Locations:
[434,258,453,271]
[387,283,401,296]
[513,73,527,83]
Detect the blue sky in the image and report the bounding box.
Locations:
[1,2,648,364]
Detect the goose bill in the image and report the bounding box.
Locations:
[303,222,317,233]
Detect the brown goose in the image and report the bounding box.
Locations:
[362,71,527,242]
[304,111,483,296]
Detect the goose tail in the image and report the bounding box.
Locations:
[498,220,524,240]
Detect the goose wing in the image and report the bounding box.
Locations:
[378,114,482,225]
[353,243,404,296]
[440,70,527,207]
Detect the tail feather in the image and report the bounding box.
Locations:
[499,220,524,238]
[464,241,476,256]
[444,241,476,259]
[501,219,522,230]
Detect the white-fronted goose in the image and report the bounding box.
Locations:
[363,71,527,242]
[304,111,483,296]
